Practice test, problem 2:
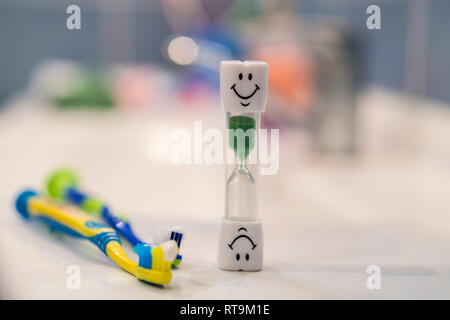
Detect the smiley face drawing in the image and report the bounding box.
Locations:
[230,74,260,107]
[220,61,268,113]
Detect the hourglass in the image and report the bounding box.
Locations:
[218,61,268,271]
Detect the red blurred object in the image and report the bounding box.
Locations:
[255,45,315,113]
[114,66,155,109]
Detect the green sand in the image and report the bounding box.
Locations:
[228,115,256,161]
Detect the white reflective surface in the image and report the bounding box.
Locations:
[1,89,450,299]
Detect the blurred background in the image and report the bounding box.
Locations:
[1,0,450,299]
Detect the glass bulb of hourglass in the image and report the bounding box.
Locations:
[226,161,257,221]
[226,114,258,221]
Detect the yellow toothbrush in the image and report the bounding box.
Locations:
[15,189,178,286]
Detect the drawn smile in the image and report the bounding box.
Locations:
[230,83,260,106]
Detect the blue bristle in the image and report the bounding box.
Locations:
[177,233,183,248]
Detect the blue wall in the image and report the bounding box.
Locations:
[0,0,449,104]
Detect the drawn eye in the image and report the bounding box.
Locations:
[245,253,250,261]
[236,253,240,261]
[248,73,252,80]
[238,73,243,80]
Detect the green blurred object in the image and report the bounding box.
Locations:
[47,168,103,218]
[46,168,78,198]
[226,0,263,22]
[53,69,114,108]
[228,115,256,161]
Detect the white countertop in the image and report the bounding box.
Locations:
[1,89,450,299]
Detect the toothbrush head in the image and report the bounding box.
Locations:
[133,240,178,285]
[170,226,183,247]
[150,227,184,268]
[152,226,183,246]
[169,227,184,268]
[47,168,79,198]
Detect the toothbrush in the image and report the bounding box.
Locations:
[45,169,183,267]
[15,189,178,285]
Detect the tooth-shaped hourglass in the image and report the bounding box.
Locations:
[218,60,268,272]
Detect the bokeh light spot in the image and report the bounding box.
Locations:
[168,36,198,65]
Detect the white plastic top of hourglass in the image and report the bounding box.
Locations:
[220,60,268,113]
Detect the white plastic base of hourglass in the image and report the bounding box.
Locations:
[218,218,263,271]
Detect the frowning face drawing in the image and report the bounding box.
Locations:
[227,227,257,269]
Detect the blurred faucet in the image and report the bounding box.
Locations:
[310,23,361,156]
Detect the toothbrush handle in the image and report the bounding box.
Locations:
[16,189,174,285]
[64,186,183,266]
[65,187,144,246]
[101,206,144,246]
[16,190,121,255]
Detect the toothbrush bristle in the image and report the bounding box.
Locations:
[177,233,183,248]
